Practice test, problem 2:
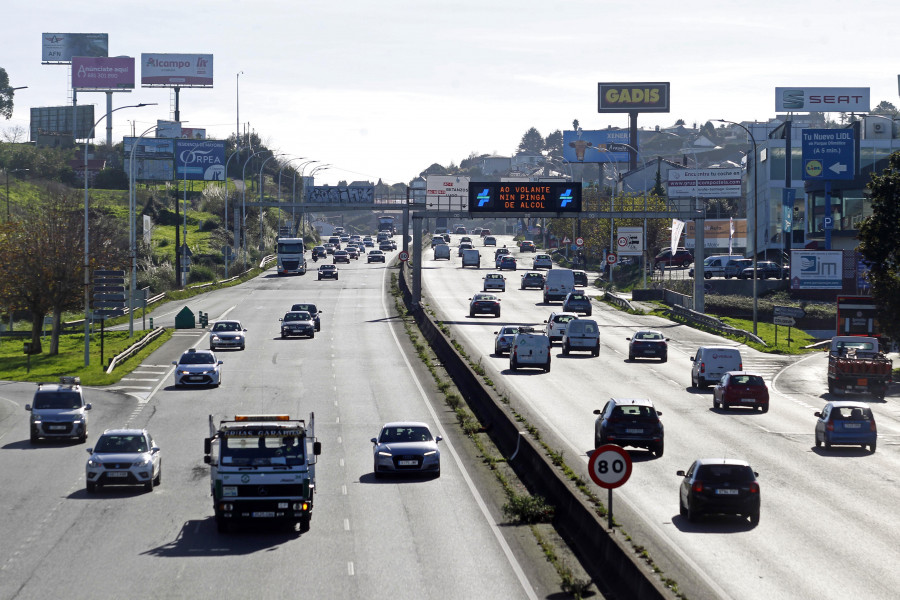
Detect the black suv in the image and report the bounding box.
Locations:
[593,398,664,457]
[291,303,323,331]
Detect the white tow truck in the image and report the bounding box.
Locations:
[204,413,320,533]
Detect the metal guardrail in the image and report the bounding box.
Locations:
[603,292,636,312]
[105,327,167,374]
[669,304,766,346]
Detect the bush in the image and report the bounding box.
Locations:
[502,493,555,524]
[187,264,216,284]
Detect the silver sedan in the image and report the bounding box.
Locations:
[371,422,442,478]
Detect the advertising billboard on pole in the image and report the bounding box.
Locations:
[175,139,225,181]
[41,33,108,63]
[141,53,214,87]
[72,56,135,90]
[562,130,632,163]
[685,219,748,250]
[667,168,743,198]
[124,137,175,181]
[790,250,843,290]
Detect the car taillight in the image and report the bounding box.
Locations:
[826,421,834,432]
[700,362,705,373]
[738,362,743,370]
[870,421,877,432]
[749,482,760,494]
[692,482,703,493]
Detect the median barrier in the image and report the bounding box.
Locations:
[397,264,671,600]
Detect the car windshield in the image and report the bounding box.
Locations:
[730,375,765,386]
[555,315,576,323]
[33,391,82,409]
[379,426,433,443]
[221,434,307,466]
[635,332,663,340]
[612,405,657,419]
[487,274,502,279]
[476,295,496,301]
[320,265,335,270]
[569,294,586,300]
[696,464,755,483]
[284,312,311,322]
[831,406,873,421]
[212,322,241,332]
[277,242,303,253]
[291,304,316,314]
[179,352,215,365]
[501,327,519,335]
[94,434,147,453]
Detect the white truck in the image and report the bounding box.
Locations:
[276,237,307,275]
[204,413,320,533]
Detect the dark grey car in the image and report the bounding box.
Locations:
[562,291,592,316]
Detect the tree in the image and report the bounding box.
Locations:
[572,119,580,131]
[420,163,447,176]
[871,101,899,118]
[517,127,544,154]
[544,130,563,162]
[0,67,15,119]
[857,151,900,340]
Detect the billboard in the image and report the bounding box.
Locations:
[30,105,95,140]
[562,130,632,163]
[426,176,469,211]
[157,121,207,139]
[175,139,226,181]
[667,168,743,199]
[307,186,375,204]
[598,82,669,113]
[72,56,134,90]
[123,137,175,181]
[468,182,582,213]
[141,53,214,87]
[42,33,108,63]
[776,87,870,113]
[790,250,843,290]
[684,219,748,250]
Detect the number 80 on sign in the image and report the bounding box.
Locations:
[588,444,633,489]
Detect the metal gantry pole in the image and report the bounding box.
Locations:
[129,125,158,336]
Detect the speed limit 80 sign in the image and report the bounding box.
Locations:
[588,444,633,489]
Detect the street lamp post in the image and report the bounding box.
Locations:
[222,146,248,277]
[717,119,759,335]
[241,150,271,260]
[277,157,305,235]
[128,125,159,336]
[258,153,284,249]
[84,103,155,366]
[5,168,29,220]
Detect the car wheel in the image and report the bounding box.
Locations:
[335,275,339,280]
[870,442,877,453]
[679,499,687,518]
[240,344,245,351]
[373,462,383,479]
[562,342,570,356]
[661,354,667,363]
[749,511,760,526]
[309,332,315,339]
[510,357,518,371]
[704,272,712,279]
[686,503,698,522]
[592,346,599,357]
[628,354,635,361]
[594,434,602,449]
[317,276,321,280]
[154,465,162,486]
[654,442,664,458]
[543,361,551,373]
[30,433,38,444]
[760,404,768,413]
[299,515,311,533]
[468,311,474,318]
[86,481,96,493]
[144,480,154,493]
[824,438,831,449]
[713,396,720,409]
[698,379,708,389]
[79,432,87,444]
[815,434,821,448]
[281,333,287,339]
[725,274,731,279]
[586,310,592,317]
[827,380,835,394]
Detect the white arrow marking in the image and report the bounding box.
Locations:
[829,162,848,174]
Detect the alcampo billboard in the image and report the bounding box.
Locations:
[72,56,135,90]
[141,53,214,87]
[41,33,108,63]
[598,82,669,113]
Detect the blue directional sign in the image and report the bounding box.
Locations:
[801,129,855,181]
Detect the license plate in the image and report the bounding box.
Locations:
[643,350,656,354]
[741,398,757,403]
[398,460,418,466]
[857,378,868,385]
[188,376,203,381]
[107,471,129,478]
[625,429,644,434]
[715,488,739,495]
[844,423,861,429]
[252,512,276,518]
[48,425,66,430]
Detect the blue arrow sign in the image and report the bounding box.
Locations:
[801,129,855,181]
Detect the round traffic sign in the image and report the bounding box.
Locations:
[398,250,410,262]
[617,236,627,247]
[606,252,618,265]
[575,237,584,247]
[588,444,632,489]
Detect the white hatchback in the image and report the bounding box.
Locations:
[544,311,579,343]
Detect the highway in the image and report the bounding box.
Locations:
[419,234,900,600]
[0,246,553,600]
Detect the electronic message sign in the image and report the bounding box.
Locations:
[468,182,582,213]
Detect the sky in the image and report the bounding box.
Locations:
[4,0,900,186]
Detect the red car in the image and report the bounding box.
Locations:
[713,372,769,412]
[654,247,693,269]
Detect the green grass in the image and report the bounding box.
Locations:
[718,316,820,353]
[0,329,173,385]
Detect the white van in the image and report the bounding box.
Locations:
[561,319,600,356]
[461,249,481,268]
[433,244,451,260]
[509,327,551,372]
[690,346,743,389]
[694,254,743,279]
[543,268,575,303]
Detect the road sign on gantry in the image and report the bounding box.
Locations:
[588,444,632,489]
[616,226,643,256]
[468,182,582,213]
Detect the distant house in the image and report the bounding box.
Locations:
[480,155,511,176]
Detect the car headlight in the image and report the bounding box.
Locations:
[87,458,103,468]
[211,335,220,341]
[178,369,191,375]
[378,451,392,457]
[423,450,437,456]
[234,335,243,340]
[133,457,152,467]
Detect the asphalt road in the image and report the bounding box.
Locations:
[0,245,553,600]
[420,235,900,600]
